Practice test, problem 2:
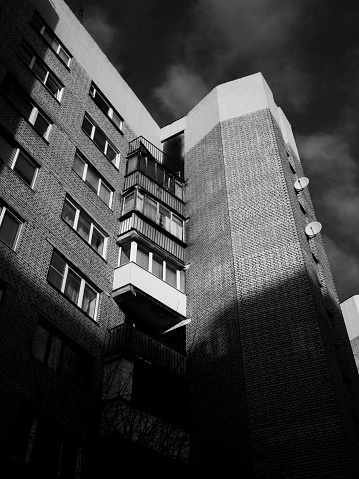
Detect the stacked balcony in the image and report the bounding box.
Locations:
[112,137,187,334]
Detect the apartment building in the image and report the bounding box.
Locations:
[0,0,359,477]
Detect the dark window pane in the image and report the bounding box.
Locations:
[31,14,43,32]
[144,197,157,223]
[32,59,47,83]
[32,325,49,363]
[13,152,36,186]
[9,88,33,119]
[48,252,66,290]
[112,112,122,129]
[127,156,137,174]
[43,29,59,50]
[47,335,61,371]
[152,254,163,279]
[64,269,81,304]
[99,182,111,206]
[123,193,135,214]
[82,116,93,137]
[18,43,33,66]
[159,205,171,231]
[136,246,149,270]
[45,75,61,97]
[85,165,99,193]
[33,112,50,138]
[93,128,106,152]
[147,158,156,180]
[0,210,20,248]
[62,345,77,380]
[139,155,146,173]
[77,211,91,241]
[61,199,76,228]
[82,284,97,318]
[120,244,131,265]
[73,154,85,178]
[91,226,105,256]
[157,166,165,187]
[93,91,109,115]
[175,181,183,200]
[106,143,117,162]
[166,264,177,288]
[58,48,70,65]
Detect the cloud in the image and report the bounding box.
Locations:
[153,65,209,119]
[83,6,119,52]
[322,234,359,301]
[153,0,322,118]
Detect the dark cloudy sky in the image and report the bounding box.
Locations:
[65,0,359,302]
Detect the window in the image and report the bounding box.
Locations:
[118,241,185,291]
[6,82,51,139]
[73,151,113,207]
[32,321,91,384]
[122,190,185,241]
[0,205,22,249]
[12,149,38,187]
[13,406,84,477]
[61,196,108,257]
[127,153,184,200]
[18,42,63,101]
[47,251,99,319]
[31,13,71,67]
[82,115,120,168]
[90,83,123,131]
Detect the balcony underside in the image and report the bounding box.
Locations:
[113,262,186,335]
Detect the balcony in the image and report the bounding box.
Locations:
[113,262,186,334]
[106,324,186,376]
[128,136,183,178]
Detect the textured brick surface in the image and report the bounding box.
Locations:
[186,108,359,477]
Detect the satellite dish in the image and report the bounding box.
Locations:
[294,177,309,192]
[305,221,322,238]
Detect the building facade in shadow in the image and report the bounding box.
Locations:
[0,0,358,477]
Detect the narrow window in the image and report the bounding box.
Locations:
[12,150,38,187]
[31,13,72,67]
[119,244,131,266]
[72,152,113,208]
[18,42,63,101]
[136,245,149,270]
[0,205,22,249]
[81,115,120,168]
[47,251,99,320]
[61,197,108,258]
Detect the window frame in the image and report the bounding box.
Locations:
[72,151,114,208]
[118,241,184,292]
[0,205,23,250]
[89,83,123,132]
[122,190,185,241]
[31,12,72,68]
[47,251,100,320]
[11,148,39,188]
[18,41,64,101]
[6,83,52,140]
[82,114,120,169]
[32,320,92,384]
[61,196,108,258]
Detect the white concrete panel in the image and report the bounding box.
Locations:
[30,0,161,146]
[184,88,220,153]
[113,262,186,317]
[278,108,300,159]
[217,73,279,125]
[341,295,359,341]
[161,117,187,142]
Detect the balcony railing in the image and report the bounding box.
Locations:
[128,136,183,178]
[107,324,187,376]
